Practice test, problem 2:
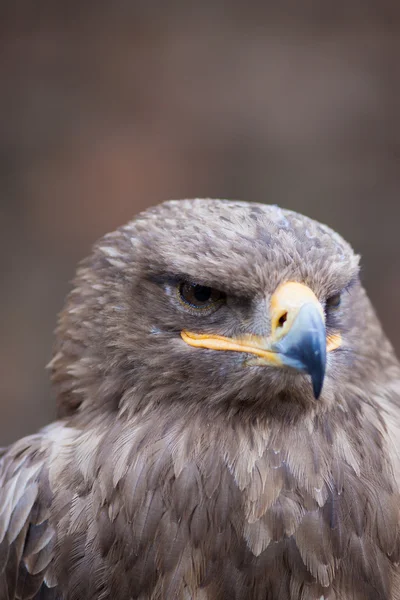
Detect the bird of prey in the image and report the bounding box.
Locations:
[1,199,399,600]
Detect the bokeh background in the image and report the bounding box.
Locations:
[1,1,400,445]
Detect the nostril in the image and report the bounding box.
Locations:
[278,312,288,328]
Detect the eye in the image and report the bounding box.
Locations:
[178,282,226,311]
[326,293,341,309]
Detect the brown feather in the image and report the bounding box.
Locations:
[1,199,400,599]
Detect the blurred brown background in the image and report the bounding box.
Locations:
[1,1,399,445]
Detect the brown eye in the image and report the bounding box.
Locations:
[326,293,341,309]
[178,282,226,310]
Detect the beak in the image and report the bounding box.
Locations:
[181,282,342,399]
[270,301,326,398]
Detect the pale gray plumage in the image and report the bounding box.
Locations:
[1,199,400,600]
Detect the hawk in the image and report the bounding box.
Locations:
[1,199,399,600]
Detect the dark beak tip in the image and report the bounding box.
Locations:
[308,348,326,400]
[309,345,326,399]
[311,372,324,399]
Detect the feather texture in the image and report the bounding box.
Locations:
[1,199,400,599]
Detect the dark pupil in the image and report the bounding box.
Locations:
[193,285,212,303]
